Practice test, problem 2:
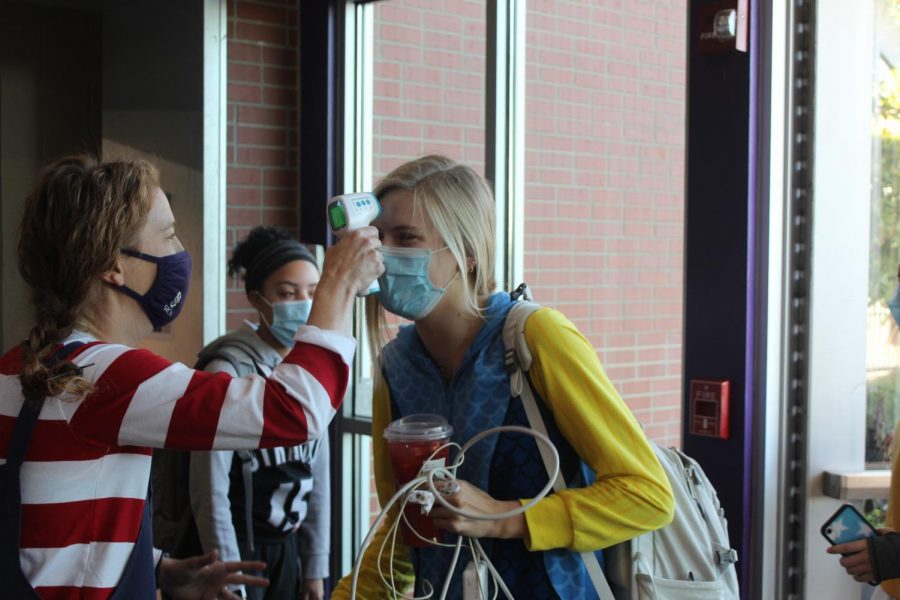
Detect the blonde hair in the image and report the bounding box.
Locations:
[17,155,158,405]
[365,155,497,366]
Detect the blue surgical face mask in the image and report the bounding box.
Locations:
[377,246,457,321]
[258,296,313,347]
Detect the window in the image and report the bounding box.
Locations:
[335,0,687,579]
[866,0,900,470]
[338,0,490,574]
[798,1,888,596]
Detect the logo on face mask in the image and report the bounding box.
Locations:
[163,291,183,316]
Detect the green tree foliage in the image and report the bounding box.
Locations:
[867,371,898,465]
[866,63,900,466]
[870,68,900,303]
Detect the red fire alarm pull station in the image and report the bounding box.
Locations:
[690,379,730,439]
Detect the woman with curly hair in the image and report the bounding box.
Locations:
[0,156,381,599]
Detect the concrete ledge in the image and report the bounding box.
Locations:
[822,470,891,500]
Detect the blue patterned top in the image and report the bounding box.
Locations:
[381,292,603,599]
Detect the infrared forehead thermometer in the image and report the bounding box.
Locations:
[327,192,381,295]
[328,192,381,233]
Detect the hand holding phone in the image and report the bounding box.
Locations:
[823,504,880,586]
[821,503,877,546]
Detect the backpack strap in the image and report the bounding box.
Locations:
[502,291,616,600]
[2,341,87,598]
[670,448,738,566]
[503,301,539,402]
[236,450,255,552]
[6,341,87,469]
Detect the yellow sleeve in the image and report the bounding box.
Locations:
[332,373,415,599]
[520,308,675,552]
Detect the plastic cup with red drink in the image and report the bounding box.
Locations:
[384,414,454,547]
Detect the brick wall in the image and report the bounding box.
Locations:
[371,1,686,447]
[373,0,486,179]
[225,0,300,330]
[524,1,687,446]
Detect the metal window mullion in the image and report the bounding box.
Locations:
[348,3,375,418]
[508,0,525,290]
[781,0,816,597]
[202,0,227,344]
[486,0,525,293]
[336,0,376,578]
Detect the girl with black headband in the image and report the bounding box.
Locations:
[189,227,331,600]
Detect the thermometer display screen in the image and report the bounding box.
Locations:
[329,203,347,230]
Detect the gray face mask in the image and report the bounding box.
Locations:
[377,246,456,321]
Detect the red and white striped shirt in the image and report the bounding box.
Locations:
[0,326,354,600]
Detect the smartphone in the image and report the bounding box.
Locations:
[821,503,877,546]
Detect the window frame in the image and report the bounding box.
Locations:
[331,0,527,580]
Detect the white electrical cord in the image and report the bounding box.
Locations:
[438,537,464,599]
[350,425,561,600]
[353,476,427,599]
[375,442,465,600]
[473,538,514,600]
[425,426,560,521]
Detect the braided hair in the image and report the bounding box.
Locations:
[17,155,157,405]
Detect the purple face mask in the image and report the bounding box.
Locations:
[116,248,192,330]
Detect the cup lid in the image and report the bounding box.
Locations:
[383,413,453,442]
